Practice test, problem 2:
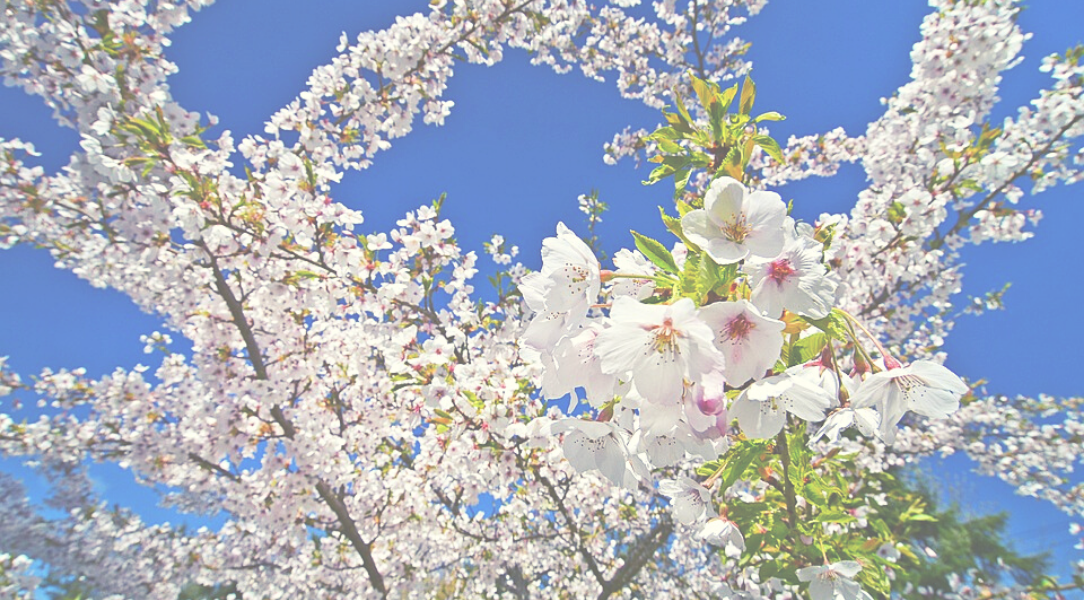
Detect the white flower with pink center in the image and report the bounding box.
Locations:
[658,477,712,524]
[729,367,834,439]
[593,297,720,406]
[521,222,600,348]
[696,517,745,557]
[699,300,784,386]
[680,177,787,265]
[552,419,631,487]
[747,226,837,319]
[849,359,968,444]
[797,561,872,600]
[540,324,622,409]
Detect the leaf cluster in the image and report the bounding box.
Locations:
[644,72,785,199]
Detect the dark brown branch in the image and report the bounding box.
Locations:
[187,452,240,482]
[315,482,387,598]
[929,114,1083,250]
[598,516,674,600]
[201,244,386,596]
[535,470,609,587]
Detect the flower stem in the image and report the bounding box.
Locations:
[776,430,798,527]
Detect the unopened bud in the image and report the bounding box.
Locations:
[853,352,871,376]
[597,405,614,422]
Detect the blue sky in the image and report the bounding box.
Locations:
[1,0,1082,586]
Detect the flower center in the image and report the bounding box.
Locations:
[651,317,680,355]
[767,258,796,284]
[720,214,753,243]
[725,314,755,341]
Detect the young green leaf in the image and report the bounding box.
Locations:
[754,111,786,123]
[753,134,784,165]
[631,230,680,274]
[739,75,757,115]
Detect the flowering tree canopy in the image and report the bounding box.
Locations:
[0,1,1082,599]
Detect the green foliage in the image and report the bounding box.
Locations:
[884,470,1052,596]
[644,72,786,198]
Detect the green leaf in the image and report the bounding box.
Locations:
[717,82,739,114]
[679,250,701,299]
[815,511,857,524]
[644,164,677,185]
[754,111,786,123]
[718,440,767,494]
[674,167,692,199]
[696,254,720,301]
[709,99,726,143]
[649,126,681,141]
[673,90,695,130]
[753,134,784,164]
[887,201,907,224]
[804,309,848,341]
[690,74,716,114]
[695,458,724,478]
[716,261,738,283]
[663,111,694,135]
[180,135,207,149]
[631,230,680,274]
[791,333,828,365]
[739,75,756,115]
[721,146,743,180]
[656,138,683,154]
[660,206,698,251]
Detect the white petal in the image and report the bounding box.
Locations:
[595,435,628,485]
[910,361,968,394]
[705,177,745,225]
[833,561,863,578]
[730,394,786,439]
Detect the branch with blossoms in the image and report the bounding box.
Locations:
[1,0,1083,598]
[521,72,981,599]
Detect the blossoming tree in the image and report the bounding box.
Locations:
[0,0,1082,599]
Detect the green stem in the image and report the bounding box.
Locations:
[776,430,798,527]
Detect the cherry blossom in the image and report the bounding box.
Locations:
[696,517,745,558]
[797,561,872,600]
[849,359,969,444]
[0,0,1080,597]
[680,176,787,264]
[747,223,837,319]
[658,477,713,525]
[594,297,720,406]
[730,367,834,439]
[698,299,785,386]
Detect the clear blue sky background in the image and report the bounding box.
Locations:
[0,0,1082,586]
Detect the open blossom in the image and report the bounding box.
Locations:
[539,324,623,409]
[699,300,784,385]
[658,477,712,524]
[521,222,600,347]
[809,404,880,445]
[552,419,632,487]
[696,517,745,557]
[680,177,787,264]
[730,367,834,439]
[797,561,872,600]
[747,223,837,319]
[609,248,657,300]
[849,359,968,444]
[594,297,720,405]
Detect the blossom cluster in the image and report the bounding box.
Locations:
[523,176,968,551]
[0,0,1080,598]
